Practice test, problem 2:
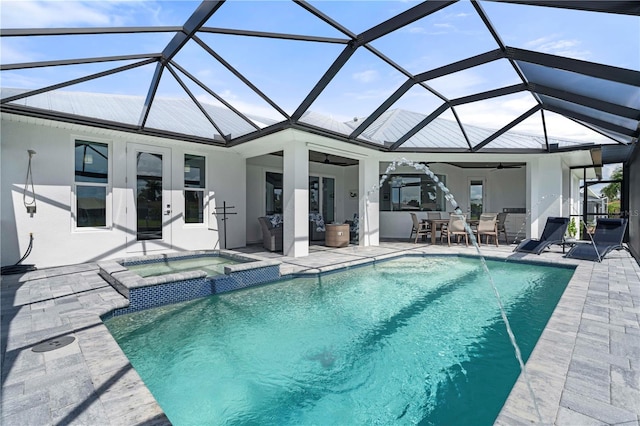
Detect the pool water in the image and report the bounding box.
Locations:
[124,255,241,278]
[105,256,574,425]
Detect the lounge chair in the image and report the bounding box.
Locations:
[565,218,628,262]
[514,216,569,254]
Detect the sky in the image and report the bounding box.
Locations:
[1,0,638,154]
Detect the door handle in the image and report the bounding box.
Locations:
[164,204,171,215]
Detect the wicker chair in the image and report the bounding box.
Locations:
[309,213,326,241]
[258,217,283,252]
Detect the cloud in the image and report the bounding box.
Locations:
[0,1,163,28]
[2,1,110,27]
[198,90,286,122]
[407,26,427,34]
[525,35,591,60]
[349,88,395,101]
[0,43,34,64]
[404,25,450,36]
[0,71,49,89]
[352,70,379,84]
[427,70,486,99]
[449,93,609,143]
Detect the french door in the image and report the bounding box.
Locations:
[127,143,172,252]
[469,178,485,220]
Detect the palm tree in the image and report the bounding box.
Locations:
[600,166,622,200]
[600,166,623,215]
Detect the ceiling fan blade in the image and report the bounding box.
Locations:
[322,153,353,166]
[491,163,523,171]
[425,162,464,169]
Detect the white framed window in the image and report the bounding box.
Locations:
[73,139,111,229]
[379,173,447,212]
[184,154,206,224]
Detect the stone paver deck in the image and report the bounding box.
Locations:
[1,241,639,425]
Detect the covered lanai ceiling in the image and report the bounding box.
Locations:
[1,0,639,153]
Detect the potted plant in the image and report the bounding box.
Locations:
[567,217,577,240]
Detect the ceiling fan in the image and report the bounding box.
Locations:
[492,162,523,171]
[323,153,352,166]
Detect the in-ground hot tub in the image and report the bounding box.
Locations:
[99,250,281,317]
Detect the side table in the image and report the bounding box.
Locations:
[325,223,350,247]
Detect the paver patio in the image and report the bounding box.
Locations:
[2,242,639,425]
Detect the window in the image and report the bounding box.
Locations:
[322,177,335,223]
[266,172,283,215]
[74,140,108,227]
[469,179,484,220]
[310,176,335,221]
[309,176,320,213]
[184,154,205,223]
[380,174,447,211]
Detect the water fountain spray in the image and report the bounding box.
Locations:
[366,158,544,424]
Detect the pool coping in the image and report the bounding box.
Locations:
[1,242,639,425]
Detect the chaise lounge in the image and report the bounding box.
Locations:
[514,216,569,255]
[565,218,628,262]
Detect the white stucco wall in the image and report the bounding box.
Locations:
[527,156,564,238]
[1,115,246,268]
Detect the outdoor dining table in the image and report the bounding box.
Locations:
[422,218,449,244]
[422,218,480,244]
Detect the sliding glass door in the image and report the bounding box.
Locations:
[265,172,334,221]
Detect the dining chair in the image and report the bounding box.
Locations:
[410,212,430,243]
[474,213,498,246]
[441,214,468,246]
[496,212,508,243]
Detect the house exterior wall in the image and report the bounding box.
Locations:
[2,115,603,266]
[1,115,246,269]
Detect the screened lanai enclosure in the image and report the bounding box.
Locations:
[2,0,638,149]
[1,0,639,265]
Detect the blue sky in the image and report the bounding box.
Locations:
[1,0,638,149]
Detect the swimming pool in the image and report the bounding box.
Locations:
[105,255,574,425]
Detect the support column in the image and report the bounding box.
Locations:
[359,157,379,247]
[527,157,563,238]
[283,142,309,257]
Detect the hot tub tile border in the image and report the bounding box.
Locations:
[99,254,282,319]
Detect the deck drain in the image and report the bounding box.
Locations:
[31,336,75,352]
